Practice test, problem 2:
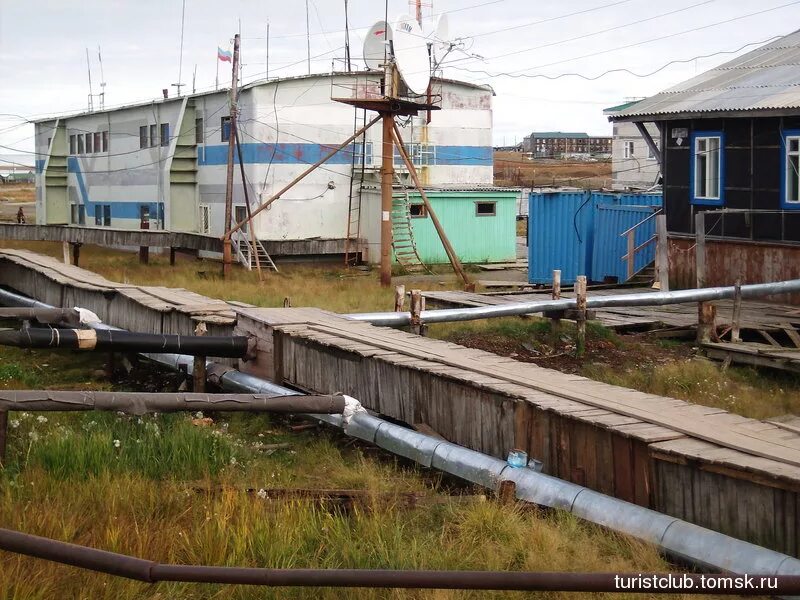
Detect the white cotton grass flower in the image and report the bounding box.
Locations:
[9,419,19,429]
[229,456,237,466]
[20,413,30,420]
[28,431,39,442]
[113,439,121,448]
[194,411,204,419]
[36,415,47,424]
[256,489,267,499]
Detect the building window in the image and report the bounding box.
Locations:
[353,141,373,166]
[221,116,231,142]
[77,135,85,154]
[195,118,204,144]
[691,132,724,205]
[199,204,211,233]
[647,141,658,160]
[623,140,635,159]
[149,124,157,147]
[476,201,496,216]
[102,130,109,152]
[234,205,248,233]
[160,123,170,147]
[69,135,77,155]
[94,204,111,227]
[93,132,101,153]
[139,126,148,149]
[783,131,800,208]
[409,203,427,218]
[85,133,93,154]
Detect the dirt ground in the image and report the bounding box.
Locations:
[444,322,688,375]
[0,183,35,222]
[494,151,612,189]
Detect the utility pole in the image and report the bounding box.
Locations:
[344,0,351,70]
[222,34,240,278]
[86,48,94,112]
[380,112,394,287]
[305,0,311,74]
[266,21,270,80]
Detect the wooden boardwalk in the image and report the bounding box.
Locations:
[423,288,800,336]
[2,249,800,556]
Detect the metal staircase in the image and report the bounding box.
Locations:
[344,108,369,266]
[391,191,428,274]
[232,229,278,272]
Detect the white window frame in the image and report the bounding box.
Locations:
[623,140,635,159]
[784,134,800,205]
[693,134,722,202]
[199,204,211,234]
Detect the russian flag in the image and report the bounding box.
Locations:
[218,47,232,62]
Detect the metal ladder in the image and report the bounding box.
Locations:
[344,108,367,266]
[391,191,428,274]
[232,229,279,272]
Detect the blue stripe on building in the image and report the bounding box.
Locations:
[67,157,160,220]
[198,143,493,167]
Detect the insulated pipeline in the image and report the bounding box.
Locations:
[347,279,800,326]
[0,328,250,359]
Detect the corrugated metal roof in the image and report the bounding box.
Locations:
[610,30,800,120]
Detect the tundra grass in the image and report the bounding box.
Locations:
[0,347,687,600]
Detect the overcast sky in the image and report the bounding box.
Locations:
[1,0,799,155]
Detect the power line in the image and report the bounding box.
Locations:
[452,35,785,81]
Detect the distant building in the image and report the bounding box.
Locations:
[604,101,661,189]
[33,72,516,265]
[522,132,611,158]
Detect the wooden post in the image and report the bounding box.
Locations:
[138,246,149,264]
[105,351,115,380]
[283,297,291,308]
[169,247,176,266]
[552,270,561,300]
[575,275,587,358]
[62,240,70,265]
[70,242,81,267]
[655,214,669,291]
[222,33,241,279]
[626,230,635,281]
[697,302,716,344]
[394,285,406,312]
[380,113,394,287]
[410,289,424,336]
[0,409,7,466]
[497,479,516,505]
[731,278,742,343]
[193,321,207,392]
[695,211,706,288]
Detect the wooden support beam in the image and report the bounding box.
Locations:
[222,33,241,279]
[695,211,706,288]
[193,321,207,393]
[655,214,669,291]
[169,247,176,266]
[575,275,587,358]
[634,122,662,167]
[626,230,635,281]
[697,301,716,344]
[497,480,516,505]
[70,242,81,267]
[61,241,70,265]
[394,285,406,312]
[380,114,394,287]
[731,279,742,343]
[410,289,425,336]
[391,122,472,290]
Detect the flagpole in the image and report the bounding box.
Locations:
[215,48,219,91]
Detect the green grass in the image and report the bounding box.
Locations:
[0,347,682,599]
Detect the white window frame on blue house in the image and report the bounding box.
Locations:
[781,130,800,209]
[690,131,724,206]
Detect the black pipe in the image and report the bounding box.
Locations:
[1,528,799,593]
[0,307,82,326]
[0,390,346,415]
[0,328,250,359]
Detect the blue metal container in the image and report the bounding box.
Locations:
[527,191,662,284]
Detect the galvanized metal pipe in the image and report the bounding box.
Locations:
[347,279,800,326]
[2,287,800,576]
[3,527,798,592]
[0,307,82,326]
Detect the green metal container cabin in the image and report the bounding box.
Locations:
[396,189,518,264]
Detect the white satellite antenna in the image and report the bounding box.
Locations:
[432,13,450,64]
[392,14,430,95]
[363,20,393,71]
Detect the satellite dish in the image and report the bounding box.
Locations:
[363,21,393,71]
[392,14,431,95]
[433,13,450,59]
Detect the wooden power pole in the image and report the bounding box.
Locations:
[222,33,240,278]
[380,113,394,287]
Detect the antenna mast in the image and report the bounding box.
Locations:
[344,0,351,70]
[172,0,187,96]
[97,46,106,110]
[85,48,94,112]
[305,0,311,74]
[266,21,270,79]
